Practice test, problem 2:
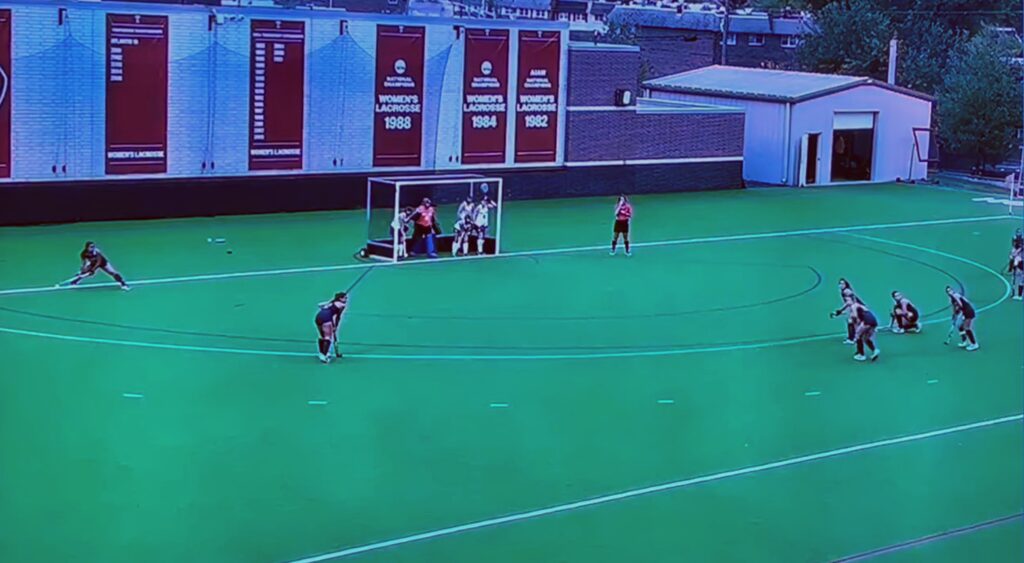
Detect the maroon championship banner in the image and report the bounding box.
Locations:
[514,31,561,164]
[461,29,509,165]
[373,25,425,167]
[106,14,168,175]
[0,10,10,179]
[250,20,305,171]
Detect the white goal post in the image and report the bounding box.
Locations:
[363,174,505,262]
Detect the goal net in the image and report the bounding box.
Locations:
[363,174,505,262]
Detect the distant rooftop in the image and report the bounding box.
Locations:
[644,65,933,103]
[608,5,813,35]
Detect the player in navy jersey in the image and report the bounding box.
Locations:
[946,286,979,351]
[315,292,348,363]
[63,241,130,290]
[830,278,862,344]
[1013,228,1023,251]
[890,291,921,333]
[849,300,880,362]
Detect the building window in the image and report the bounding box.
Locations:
[781,35,799,48]
[726,33,737,45]
[748,34,765,46]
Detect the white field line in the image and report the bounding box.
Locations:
[285,414,1023,562]
[0,215,1010,297]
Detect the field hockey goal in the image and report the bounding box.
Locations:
[363,174,505,262]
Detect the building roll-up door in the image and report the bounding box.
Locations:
[833,112,874,130]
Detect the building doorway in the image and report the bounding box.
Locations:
[800,132,821,186]
[831,112,875,182]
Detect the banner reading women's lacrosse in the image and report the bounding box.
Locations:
[0,10,10,179]
[462,28,509,165]
[249,20,305,171]
[105,14,168,175]
[374,25,425,167]
[514,30,560,164]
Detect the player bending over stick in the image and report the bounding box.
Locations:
[453,197,475,256]
[315,292,348,363]
[830,278,862,344]
[610,195,633,256]
[61,241,130,290]
[849,299,880,362]
[889,291,921,333]
[1008,245,1023,301]
[946,286,979,351]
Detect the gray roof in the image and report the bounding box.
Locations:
[726,15,770,34]
[644,65,934,103]
[608,6,721,32]
[495,0,552,9]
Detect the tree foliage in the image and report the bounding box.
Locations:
[797,0,894,79]
[937,30,1023,167]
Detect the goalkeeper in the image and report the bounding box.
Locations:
[410,198,440,258]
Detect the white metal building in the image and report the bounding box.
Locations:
[643,66,935,186]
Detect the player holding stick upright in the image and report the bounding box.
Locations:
[391,207,413,261]
[315,292,348,363]
[610,195,633,256]
[472,193,497,255]
[830,278,861,344]
[890,291,921,333]
[1008,245,1023,301]
[453,197,475,256]
[946,286,979,351]
[849,299,880,362]
[61,241,130,290]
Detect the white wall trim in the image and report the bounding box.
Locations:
[566,156,743,167]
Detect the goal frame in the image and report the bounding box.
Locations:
[364,174,505,262]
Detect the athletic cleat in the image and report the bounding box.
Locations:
[609,250,616,256]
[871,350,880,362]
[910,326,922,333]
[625,251,632,257]
[853,354,867,361]
[121,285,132,291]
[958,340,969,348]
[966,343,979,351]
[318,354,329,364]
[891,327,904,334]
[843,339,855,345]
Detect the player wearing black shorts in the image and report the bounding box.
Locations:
[65,241,130,290]
[830,278,862,344]
[890,291,921,333]
[1008,246,1023,300]
[315,292,348,363]
[611,195,633,256]
[850,300,880,362]
[946,286,978,351]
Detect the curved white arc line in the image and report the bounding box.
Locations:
[0,214,1011,297]
[0,235,1012,361]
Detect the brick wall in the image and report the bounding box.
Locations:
[566,110,744,162]
[636,28,718,79]
[567,47,639,106]
[725,33,799,70]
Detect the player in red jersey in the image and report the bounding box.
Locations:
[610,195,633,256]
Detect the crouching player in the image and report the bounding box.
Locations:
[63,241,130,290]
[850,299,880,362]
[453,197,475,256]
[1008,245,1023,300]
[315,292,348,363]
[946,286,979,351]
[890,291,921,333]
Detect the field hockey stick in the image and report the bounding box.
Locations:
[943,315,961,345]
[329,266,377,357]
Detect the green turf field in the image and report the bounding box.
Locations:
[0,182,1021,562]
